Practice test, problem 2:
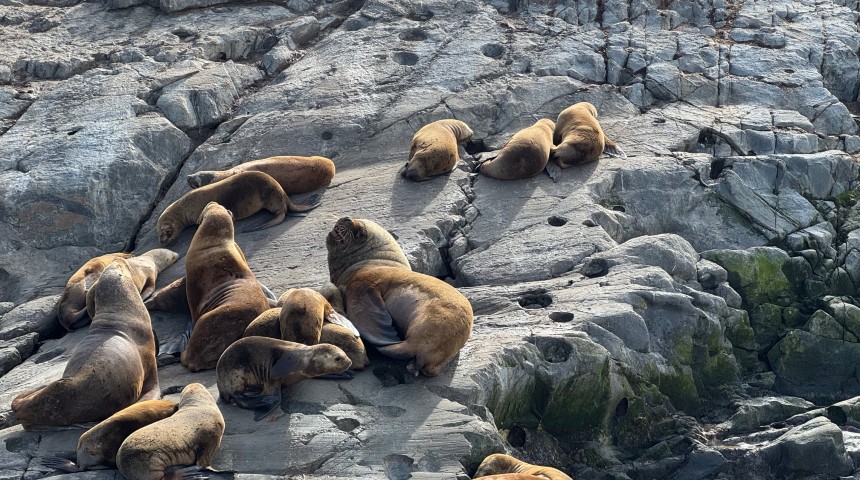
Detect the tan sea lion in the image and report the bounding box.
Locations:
[216,336,352,420]
[474,454,572,480]
[181,202,271,371]
[400,119,473,181]
[124,248,181,300]
[145,276,278,316]
[327,217,473,376]
[547,102,626,181]
[12,260,160,429]
[479,119,556,180]
[156,171,320,245]
[187,155,335,194]
[57,252,133,331]
[116,383,224,480]
[41,400,178,472]
[277,288,359,344]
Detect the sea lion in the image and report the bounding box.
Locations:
[327,217,473,376]
[479,119,556,180]
[187,155,336,194]
[400,119,473,181]
[124,248,181,300]
[145,276,278,315]
[116,383,224,480]
[41,400,178,472]
[277,288,359,344]
[547,102,626,181]
[473,454,572,480]
[156,171,320,245]
[57,252,132,330]
[217,336,352,420]
[181,202,271,371]
[12,260,160,429]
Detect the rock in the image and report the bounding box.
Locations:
[0,348,21,377]
[701,247,793,308]
[769,329,860,403]
[761,417,853,477]
[725,396,816,433]
[0,295,59,341]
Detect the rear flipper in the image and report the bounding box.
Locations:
[40,457,81,473]
[241,212,286,233]
[286,193,321,213]
[603,142,627,159]
[162,321,192,356]
[326,311,360,337]
[233,393,282,422]
[164,465,228,480]
[545,159,563,182]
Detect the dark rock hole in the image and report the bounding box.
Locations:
[536,337,572,363]
[67,129,80,135]
[615,397,629,416]
[826,405,848,425]
[465,138,490,155]
[507,425,527,448]
[216,52,227,61]
[581,258,610,278]
[333,417,360,432]
[171,28,196,41]
[710,157,730,179]
[407,9,434,21]
[698,129,717,146]
[161,385,184,395]
[383,454,415,480]
[784,69,794,73]
[547,215,568,226]
[392,52,419,66]
[549,311,574,323]
[321,131,333,140]
[373,365,408,387]
[654,118,667,124]
[481,43,505,59]
[518,291,553,309]
[399,28,427,41]
[610,205,625,212]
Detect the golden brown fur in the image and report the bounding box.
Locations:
[57,252,132,331]
[116,383,224,480]
[474,454,572,480]
[181,202,271,372]
[157,171,318,245]
[13,260,160,429]
[326,217,473,376]
[187,155,335,194]
[548,102,624,181]
[401,119,473,181]
[479,119,555,180]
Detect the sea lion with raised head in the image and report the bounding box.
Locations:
[41,400,178,472]
[400,119,473,181]
[180,202,271,371]
[116,383,224,480]
[547,102,626,181]
[157,171,320,245]
[327,217,473,376]
[217,336,352,420]
[474,454,572,480]
[479,119,556,180]
[187,155,335,194]
[12,260,160,429]
[57,252,133,330]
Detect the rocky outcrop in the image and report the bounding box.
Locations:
[1,0,860,478]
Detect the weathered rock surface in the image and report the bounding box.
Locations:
[1,0,860,478]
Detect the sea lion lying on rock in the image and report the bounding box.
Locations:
[547,101,625,181]
[401,119,473,181]
[187,155,335,194]
[474,454,572,480]
[479,119,556,180]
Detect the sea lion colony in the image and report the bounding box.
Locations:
[19,106,620,477]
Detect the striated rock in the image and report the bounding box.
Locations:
[761,417,854,477]
[0,295,59,341]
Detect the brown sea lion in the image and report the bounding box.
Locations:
[216,337,351,420]
[156,171,320,245]
[277,288,359,344]
[116,383,224,480]
[57,252,133,331]
[124,248,181,299]
[400,119,473,181]
[180,202,271,372]
[547,102,626,181]
[187,155,335,194]
[479,119,556,180]
[327,217,473,376]
[474,454,573,480]
[41,400,178,472]
[12,260,160,429]
[145,276,278,316]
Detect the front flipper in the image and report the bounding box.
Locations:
[162,321,193,356]
[326,311,360,337]
[233,392,282,422]
[40,457,81,473]
[345,287,402,347]
[314,371,354,380]
[545,159,563,182]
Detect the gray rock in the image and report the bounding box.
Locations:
[725,396,816,433]
[0,295,59,341]
[761,417,853,477]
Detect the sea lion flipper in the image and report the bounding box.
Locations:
[603,142,627,159]
[162,321,193,356]
[40,457,81,473]
[163,465,209,480]
[270,353,302,379]
[287,193,322,213]
[314,371,354,380]
[545,161,562,182]
[241,212,286,233]
[347,289,402,346]
[327,311,360,337]
[232,392,282,422]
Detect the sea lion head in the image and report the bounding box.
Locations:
[85,260,136,317]
[187,171,217,189]
[179,383,216,408]
[139,248,180,271]
[326,217,410,284]
[156,217,181,246]
[307,343,352,377]
[194,202,235,240]
[575,101,598,118]
[400,160,431,182]
[474,454,520,476]
[551,134,604,168]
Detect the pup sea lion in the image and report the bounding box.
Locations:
[181,202,271,371]
[400,119,473,181]
[187,155,335,194]
[156,171,320,245]
[327,217,473,376]
[277,288,359,344]
[41,400,177,472]
[547,102,626,181]
[479,119,555,180]
[57,252,132,330]
[116,383,224,480]
[12,260,160,429]
[217,336,352,420]
[474,454,572,480]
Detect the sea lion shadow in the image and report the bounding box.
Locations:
[389,174,450,222]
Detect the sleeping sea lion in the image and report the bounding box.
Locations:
[547,102,626,181]
[400,119,473,181]
[187,155,335,194]
[479,119,556,180]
